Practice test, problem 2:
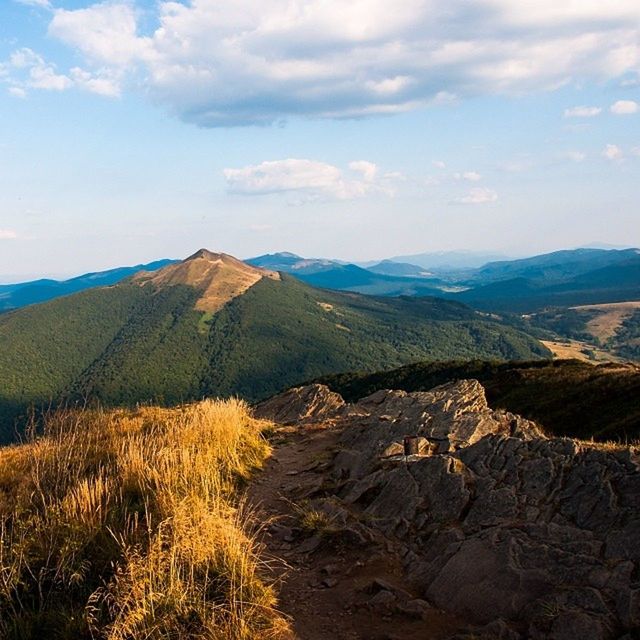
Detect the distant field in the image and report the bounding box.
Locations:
[540,339,624,363]
[571,301,640,342]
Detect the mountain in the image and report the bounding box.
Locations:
[0,249,549,442]
[366,259,434,278]
[0,259,176,313]
[453,252,640,312]
[384,250,511,271]
[247,251,446,295]
[246,251,338,274]
[469,247,640,284]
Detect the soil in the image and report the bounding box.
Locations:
[246,420,466,640]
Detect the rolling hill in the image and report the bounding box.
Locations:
[0,249,549,442]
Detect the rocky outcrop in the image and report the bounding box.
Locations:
[262,380,640,639]
[254,383,346,424]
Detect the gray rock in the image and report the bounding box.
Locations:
[261,380,640,637]
[254,383,345,423]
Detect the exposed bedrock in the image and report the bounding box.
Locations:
[262,380,640,638]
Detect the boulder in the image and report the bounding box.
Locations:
[254,383,345,423]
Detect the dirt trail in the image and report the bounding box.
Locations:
[246,421,465,640]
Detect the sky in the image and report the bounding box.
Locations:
[0,0,639,280]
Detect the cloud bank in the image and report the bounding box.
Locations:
[5,0,637,126]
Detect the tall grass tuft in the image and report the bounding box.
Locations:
[0,399,288,639]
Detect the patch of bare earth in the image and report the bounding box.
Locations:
[247,421,465,640]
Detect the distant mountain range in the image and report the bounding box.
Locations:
[453,248,640,312]
[2,247,639,315]
[0,249,548,442]
[0,259,176,313]
[247,252,449,296]
[379,250,512,270]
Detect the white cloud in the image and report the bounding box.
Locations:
[610,99,639,114]
[432,160,447,169]
[603,144,624,160]
[563,105,602,118]
[454,187,498,204]
[0,229,18,240]
[223,158,397,200]
[454,171,481,182]
[7,86,27,98]
[348,160,378,182]
[70,67,122,97]
[35,0,640,126]
[562,150,586,162]
[1,47,121,97]
[49,3,150,67]
[631,146,640,156]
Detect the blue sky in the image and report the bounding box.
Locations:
[1,0,639,280]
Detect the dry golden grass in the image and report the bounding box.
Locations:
[0,400,289,640]
[571,301,640,342]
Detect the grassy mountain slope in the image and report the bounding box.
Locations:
[0,259,175,313]
[317,359,640,441]
[0,252,550,442]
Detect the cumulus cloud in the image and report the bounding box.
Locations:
[453,187,498,205]
[0,229,18,240]
[223,158,398,200]
[603,144,624,160]
[0,47,121,97]
[22,0,640,126]
[563,105,602,118]
[610,99,639,114]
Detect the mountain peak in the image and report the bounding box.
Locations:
[134,249,280,313]
[186,248,226,261]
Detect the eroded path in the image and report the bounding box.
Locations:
[246,420,464,640]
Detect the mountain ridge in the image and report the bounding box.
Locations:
[0,249,549,443]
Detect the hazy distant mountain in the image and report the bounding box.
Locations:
[0,249,548,442]
[0,259,176,313]
[384,250,512,271]
[366,260,434,278]
[247,251,445,295]
[470,248,640,284]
